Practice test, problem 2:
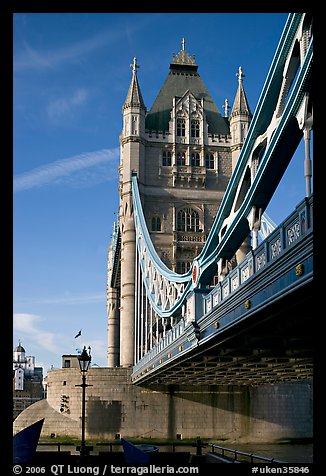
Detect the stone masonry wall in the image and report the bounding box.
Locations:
[13,368,313,443]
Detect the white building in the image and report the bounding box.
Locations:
[13,342,44,420]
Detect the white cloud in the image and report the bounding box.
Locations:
[14,14,162,73]
[16,292,106,306]
[85,339,108,368]
[13,147,119,193]
[14,31,118,73]
[13,313,108,374]
[13,313,60,354]
[72,88,88,105]
[47,87,89,120]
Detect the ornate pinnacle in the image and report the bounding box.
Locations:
[130,57,140,74]
[172,38,196,65]
[223,99,229,117]
[236,66,245,82]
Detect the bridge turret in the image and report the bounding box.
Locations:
[121,57,147,185]
[117,59,147,367]
[122,56,146,137]
[229,66,252,170]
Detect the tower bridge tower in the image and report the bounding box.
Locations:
[107,41,252,367]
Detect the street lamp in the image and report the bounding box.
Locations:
[76,346,92,458]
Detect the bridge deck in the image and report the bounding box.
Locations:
[131,197,313,386]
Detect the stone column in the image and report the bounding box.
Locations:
[236,235,252,264]
[107,287,120,367]
[119,213,136,367]
[303,125,312,197]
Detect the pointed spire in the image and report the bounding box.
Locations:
[230,66,252,118]
[123,56,146,111]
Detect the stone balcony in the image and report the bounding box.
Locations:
[175,231,206,244]
[159,165,207,187]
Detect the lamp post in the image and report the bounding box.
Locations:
[76,346,92,458]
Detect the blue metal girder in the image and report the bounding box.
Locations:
[131,13,312,318]
[200,13,305,261]
[132,173,192,284]
[198,38,312,277]
[131,206,313,384]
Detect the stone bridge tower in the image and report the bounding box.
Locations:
[107,40,252,367]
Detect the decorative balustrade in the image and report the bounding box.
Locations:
[133,319,186,372]
[159,165,207,182]
[203,195,313,315]
[176,232,206,243]
[132,195,312,372]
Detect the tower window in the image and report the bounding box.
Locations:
[162,150,172,166]
[177,152,186,166]
[191,152,200,166]
[177,118,185,137]
[191,120,200,138]
[176,261,192,274]
[151,216,161,232]
[205,153,215,169]
[177,208,200,232]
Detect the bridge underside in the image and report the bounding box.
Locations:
[135,282,313,386]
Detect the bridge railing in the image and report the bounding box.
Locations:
[132,195,312,375]
[208,444,286,464]
[133,318,186,370]
[203,194,312,316]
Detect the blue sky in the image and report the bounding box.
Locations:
[13,12,309,374]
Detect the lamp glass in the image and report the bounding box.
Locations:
[78,347,91,373]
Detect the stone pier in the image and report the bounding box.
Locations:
[14,368,313,443]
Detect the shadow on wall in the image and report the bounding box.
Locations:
[144,380,313,436]
[87,398,122,435]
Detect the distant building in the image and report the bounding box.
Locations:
[13,342,44,420]
[61,354,80,369]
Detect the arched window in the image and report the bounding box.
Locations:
[191,120,200,137]
[177,208,200,232]
[191,152,200,166]
[177,152,186,166]
[205,153,215,169]
[176,261,192,274]
[151,216,161,232]
[177,118,185,137]
[162,150,172,166]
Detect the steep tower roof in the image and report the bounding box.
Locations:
[145,40,229,135]
[230,66,252,118]
[123,57,146,111]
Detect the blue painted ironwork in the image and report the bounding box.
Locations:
[131,12,313,319]
[131,195,313,382]
[202,195,313,316]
